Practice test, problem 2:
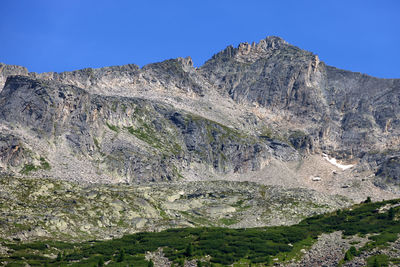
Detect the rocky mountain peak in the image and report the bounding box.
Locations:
[0,63,29,91]
[176,56,193,69]
[264,35,288,48]
[203,36,301,66]
[0,36,399,192]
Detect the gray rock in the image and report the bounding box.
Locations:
[0,35,398,190]
[0,63,29,91]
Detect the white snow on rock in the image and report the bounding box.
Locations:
[311,176,321,181]
[322,154,354,170]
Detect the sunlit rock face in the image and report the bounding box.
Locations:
[0,36,399,192]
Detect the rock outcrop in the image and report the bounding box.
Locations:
[0,75,288,183]
[0,63,28,90]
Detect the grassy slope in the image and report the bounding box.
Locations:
[1,199,399,266]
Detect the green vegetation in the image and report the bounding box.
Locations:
[124,106,187,157]
[259,126,288,143]
[106,122,119,132]
[342,246,357,262]
[389,207,395,220]
[20,157,51,174]
[126,124,182,156]
[288,130,306,139]
[39,157,51,170]
[260,127,274,139]
[93,137,100,149]
[127,124,162,149]
[219,217,239,226]
[1,198,399,266]
[185,243,193,257]
[111,102,118,112]
[116,248,125,262]
[20,163,37,174]
[366,254,389,267]
[186,113,249,142]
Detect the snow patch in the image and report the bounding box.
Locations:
[311,176,321,181]
[322,154,354,170]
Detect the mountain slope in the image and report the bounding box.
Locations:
[0,36,399,195]
[1,197,399,266]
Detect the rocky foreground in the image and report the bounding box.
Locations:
[1,197,399,266]
[0,177,350,242]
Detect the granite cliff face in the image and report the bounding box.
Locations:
[0,76,286,183]
[0,36,399,193]
[0,63,28,90]
[200,37,400,156]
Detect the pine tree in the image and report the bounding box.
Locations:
[117,248,125,262]
[98,257,104,266]
[178,258,184,266]
[388,207,395,220]
[373,257,380,267]
[344,250,353,261]
[349,246,357,256]
[185,243,193,257]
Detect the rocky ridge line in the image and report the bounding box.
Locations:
[0,36,399,192]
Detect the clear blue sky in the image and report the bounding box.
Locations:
[0,0,399,78]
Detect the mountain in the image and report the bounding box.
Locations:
[0,36,399,193]
[0,37,399,253]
